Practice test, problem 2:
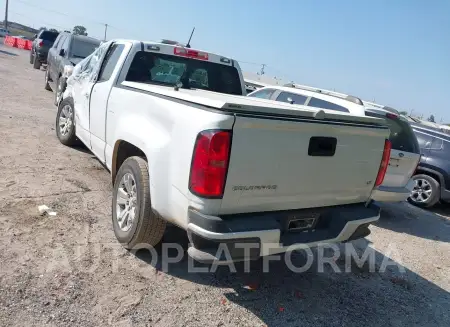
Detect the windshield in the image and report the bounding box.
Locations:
[125,51,243,95]
[70,39,100,59]
[40,31,58,42]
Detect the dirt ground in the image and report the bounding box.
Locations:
[0,43,450,327]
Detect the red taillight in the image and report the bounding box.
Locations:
[38,40,43,47]
[174,47,209,60]
[189,130,231,197]
[375,139,392,186]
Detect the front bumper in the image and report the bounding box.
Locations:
[187,202,380,263]
[370,179,415,203]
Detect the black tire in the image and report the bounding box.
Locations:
[112,156,166,249]
[29,51,34,64]
[55,97,77,146]
[33,55,41,69]
[54,77,66,106]
[44,68,52,91]
[408,174,440,208]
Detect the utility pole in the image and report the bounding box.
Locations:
[4,0,9,30]
[104,23,108,41]
[260,64,266,75]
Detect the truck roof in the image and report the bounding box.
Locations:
[109,39,237,66]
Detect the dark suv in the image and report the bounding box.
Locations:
[44,32,101,105]
[408,123,450,207]
[30,29,59,69]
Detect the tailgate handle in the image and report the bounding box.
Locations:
[308,137,337,157]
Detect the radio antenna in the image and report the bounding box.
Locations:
[186,27,195,48]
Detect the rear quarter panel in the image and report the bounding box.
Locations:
[105,86,235,228]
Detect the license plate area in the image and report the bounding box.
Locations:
[286,213,320,231]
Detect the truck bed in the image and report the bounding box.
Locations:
[120,81,390,215]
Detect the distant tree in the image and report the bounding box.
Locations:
[73,25,87,36]
[49,28,58,33]
[399,111,408,116]
[427,115,435,123]
[64,30,71,33]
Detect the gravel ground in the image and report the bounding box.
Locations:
[0,43,449,327]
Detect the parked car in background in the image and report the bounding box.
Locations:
[409,123,450,207]
[30,29,59,69]
[247,84,367,115]
[0,28,10,37]
[247,85,421,203]
[45,32,101,105]
[363,107,420,202]
[54,39,391,263]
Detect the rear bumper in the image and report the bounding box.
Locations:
[187,202,380,263]
[370,179,415,203]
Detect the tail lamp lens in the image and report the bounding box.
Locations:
[189,130,231,197]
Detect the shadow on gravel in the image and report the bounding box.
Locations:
[71,143,92,155]
[134,226,450,327]
[375,201,450,242]
[0,49,18,57]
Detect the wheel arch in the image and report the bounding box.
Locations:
[111,140,147,183]
[415,167,444,188]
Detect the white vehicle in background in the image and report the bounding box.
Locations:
[55,39,391,263]
[0,28,9,37]
[247,84,367,116]
[247,85,421,202]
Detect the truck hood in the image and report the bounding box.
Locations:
[121,81,383,126]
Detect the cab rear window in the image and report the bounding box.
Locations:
[125,51,243,95]
[40,31,58,42]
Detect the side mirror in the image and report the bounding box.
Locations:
[287,97,295,105]
[59,49,65,57]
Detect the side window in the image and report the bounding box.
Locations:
[415,132,434,150]
[307,97,349,113]
[247,88,275,100]
[61,36,71,52]
[97,44,125,82]
[276,92,308,105]
[430,137,443,150]
[52,35,62,48]
[56,36,66,51]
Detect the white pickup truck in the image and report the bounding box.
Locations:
[56,39,391,263]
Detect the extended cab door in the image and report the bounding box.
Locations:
[88,42,129,162]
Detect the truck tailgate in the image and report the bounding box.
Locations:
[219,115,389,215]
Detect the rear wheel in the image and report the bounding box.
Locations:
[112,156,166,249]
[54,77,66,106]
[44,68,52,91]
[408,174,440,208]
[33,55,41,69]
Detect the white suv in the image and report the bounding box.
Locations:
[0,28,9,37]
[247,83,367,116]
[247,85,421,203]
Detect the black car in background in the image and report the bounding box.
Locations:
[30,29,59,69]
[44,32,101,105]
[409,123,450,207]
